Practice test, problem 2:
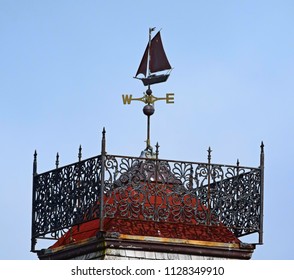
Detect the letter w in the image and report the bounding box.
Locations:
[122,94,133,104]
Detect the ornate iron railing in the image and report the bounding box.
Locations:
[31,134,264,252]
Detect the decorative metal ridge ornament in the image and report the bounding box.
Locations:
[122,27,174,158]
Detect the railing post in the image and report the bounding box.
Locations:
[99,128,106,232]
[77,145,82,209]
[207,147,212,226]
[154,143,160,221]
[31,150,38,252]
[259,141,265,244]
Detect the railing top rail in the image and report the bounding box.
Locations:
[34,154,102,176]
[34,153,260,177]
[108,153,261,170]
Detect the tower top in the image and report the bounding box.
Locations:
[31,28,264,260]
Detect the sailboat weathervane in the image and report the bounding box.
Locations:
[134,27,172,86]
[122,27,174,155]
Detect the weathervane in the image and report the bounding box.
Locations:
[122,27,174,156]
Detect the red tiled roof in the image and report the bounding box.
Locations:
[51,160,240,248]
[51,217,239,248]
[51,177,240,249]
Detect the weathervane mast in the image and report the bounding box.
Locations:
[147,27,155,78]
[122,28,174,156]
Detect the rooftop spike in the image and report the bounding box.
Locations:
[207,147,212,164]
[55,153,59,169]
[260,141,264,168]
[155,142,160,159]
[260,141,264,153]
[33,150,37,176]
[101,127,106,155]
[78,145,82,162]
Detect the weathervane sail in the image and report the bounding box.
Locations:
[134,27,172,86]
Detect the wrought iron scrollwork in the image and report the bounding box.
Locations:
[32,156,101,241]
[31,152,263,251]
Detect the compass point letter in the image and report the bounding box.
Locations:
[166,93,174,104]
[122,94,133,104]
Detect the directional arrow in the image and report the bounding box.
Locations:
[122,93,174,105]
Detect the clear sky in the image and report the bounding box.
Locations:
[0,0,293,260]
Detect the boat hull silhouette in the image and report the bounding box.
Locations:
[138,73,170,86]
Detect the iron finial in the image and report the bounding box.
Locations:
[33,150,38,176]
[236,158,240,175]
[55,152,59,169]
[260,141,264,153]
[78,145,82,161]
[155,142,160,159]
[260,141,265,168]
[207,147,212,163]
[101,127,106,155]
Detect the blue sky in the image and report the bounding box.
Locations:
[0,0,293,259]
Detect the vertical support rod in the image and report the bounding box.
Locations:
[188,165,194,190]
[207,147,212,226]
[235,159,240,234]
[31,150,38,252]
[146,115,151,149]
[77,145,82,209]
[143,87,155,151]
[154,145,158,221]
[259,141,265,244]
[99,128,106,232]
